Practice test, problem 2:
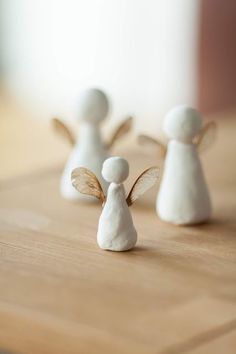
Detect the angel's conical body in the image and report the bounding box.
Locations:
[157,140,211,224]
[97,157,137,251]
[61,122,109,200]
[157,105,212,225]
[97,182,137,251]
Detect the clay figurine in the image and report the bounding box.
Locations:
[71,157,159,251]
[156,105,213,225]
[52,88,133,201]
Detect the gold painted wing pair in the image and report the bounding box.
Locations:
[52,116,133,149]
[71,167,159,207]
[138,121,217,158]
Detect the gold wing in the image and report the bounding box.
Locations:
[138,134,167,158]
[52,117,76,146]
[71,167,106,205]
[194,121,217,153]
[126,167,159,207]
[107,116,133,149]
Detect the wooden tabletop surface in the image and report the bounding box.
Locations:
[0,97,236,354]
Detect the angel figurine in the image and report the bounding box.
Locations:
[52,88,133,201]
[71,157,159,251]
[155,105,214,225]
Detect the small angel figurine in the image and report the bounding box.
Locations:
[71,157,159,251]
[156,105,213,225]
[52,88,133,201]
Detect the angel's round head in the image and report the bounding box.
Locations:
[164,105,202,143]
[102,157,129,184]
[77,88,109,124]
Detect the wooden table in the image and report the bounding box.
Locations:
[0,98,236,354]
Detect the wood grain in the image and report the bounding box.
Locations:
[0,100,236,354]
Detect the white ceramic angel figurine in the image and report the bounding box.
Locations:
[52,88,133,201]
[71,157,159,251]
[156,105,212,225]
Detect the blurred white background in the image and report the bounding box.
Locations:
[0,0,200,134]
